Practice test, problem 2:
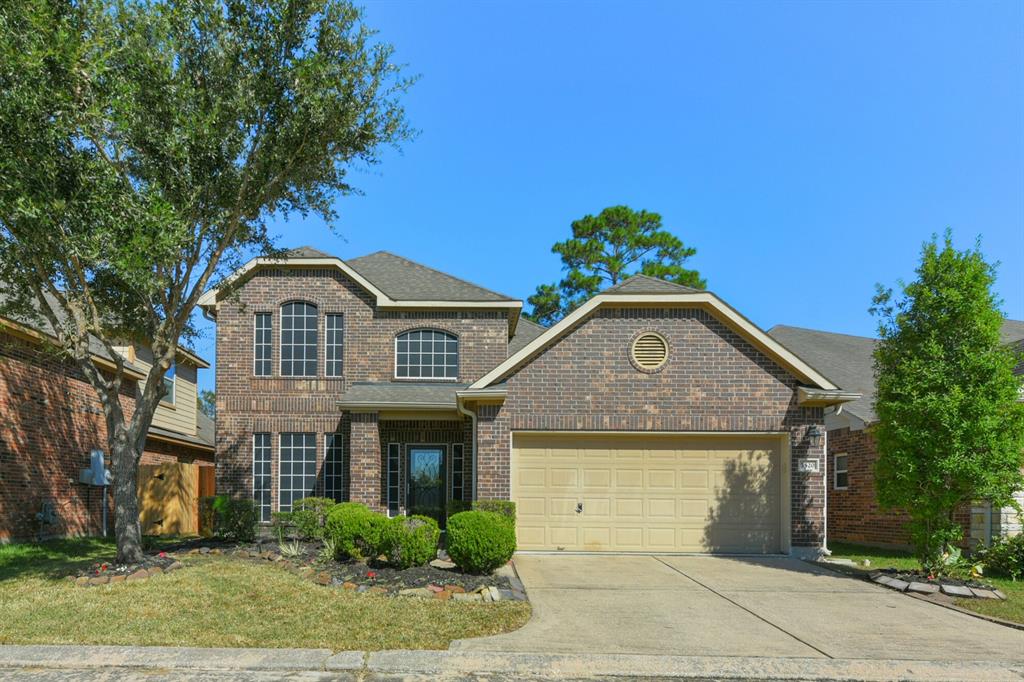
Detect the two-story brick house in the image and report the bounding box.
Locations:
[201,247,857,556]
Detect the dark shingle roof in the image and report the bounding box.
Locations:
[603,274,702,295]
[336,382,469,409]
[346,251,517,302]
[509,317,547,355]
[197,411,215,447]
[769,318,1024,424]
[281,246,334,259]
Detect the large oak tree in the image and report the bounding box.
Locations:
[0,0,413,562]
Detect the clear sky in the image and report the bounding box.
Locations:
[193,0,1023,393]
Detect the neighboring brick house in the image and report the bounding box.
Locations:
[201,247,856,556]
[0,309,214,542]
[769,322,1024,550]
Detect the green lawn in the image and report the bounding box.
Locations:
[0,538,530,650]
[827,541,1024,625]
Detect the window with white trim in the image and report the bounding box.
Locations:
[395,329,458,380]
[280,302,318,377]
[253,433,272,523]
[386,443,400,516]
[451,443,464,502]
[254,313,272,376]
[162,363,176,404]
[279,433,317,511]
[325,313,344,377]
[834,453,849,490]
[324,433,345,502]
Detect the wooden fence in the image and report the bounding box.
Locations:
[138,463,215,536]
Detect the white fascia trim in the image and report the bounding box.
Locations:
[335,400,455,411]
[470,292,840,391]
[197,257,523,313]
[456,388,508,401]
[796,387,862,406]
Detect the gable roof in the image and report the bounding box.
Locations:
[768,319,1024,425]
[470,289,844,394]
[346,251,517,302]
[604,274,702,295]
[508,316,547,355]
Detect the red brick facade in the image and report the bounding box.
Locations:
[826,426,970,548]
[1,330,211,542]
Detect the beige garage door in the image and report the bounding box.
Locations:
[513,433,784,553]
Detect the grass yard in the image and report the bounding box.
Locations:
[0,538,530,650]
[827,541,1024,626]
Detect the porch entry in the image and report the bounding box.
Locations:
[386,442,466,527]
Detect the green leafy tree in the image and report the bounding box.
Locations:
[0,0,412,562]
[871,232,1024,573]
[526,206,704,326]
[198,389,216,420]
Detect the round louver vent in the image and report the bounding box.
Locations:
[631,332,668,371]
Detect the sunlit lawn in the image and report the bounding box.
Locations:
[828,541,1024,625]
[0,538,530,651]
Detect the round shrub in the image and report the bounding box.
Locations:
[382,515,440,569]
[446,510,516,574]
[291,497,336,539]
[980,534,1024,581]
[325,503,389,560]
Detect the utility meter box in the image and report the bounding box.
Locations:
[79,449,112,486]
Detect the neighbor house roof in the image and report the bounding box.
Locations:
[335,382,469,411]
[147,409,215,452]
[508,316,547,355]
[768,319,1024,425]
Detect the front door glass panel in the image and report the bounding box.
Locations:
[407,448,445,526]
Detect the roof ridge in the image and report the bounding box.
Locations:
[769,324,877,342]
[349,250,519,302]
[604,273,701,294]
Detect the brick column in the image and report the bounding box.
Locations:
[349,411,383,511]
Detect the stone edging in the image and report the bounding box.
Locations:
[70,560,184,587]
[868,571,1007,600]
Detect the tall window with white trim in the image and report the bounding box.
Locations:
[395,329,458,380]
[280,302,318,377]
[279,433,317,511]
[254,313,272,376]
[325,313,344,377]
[386,443,400,516]
[253,433,272,522]
[324,433,345,502]
[834,453,849,490]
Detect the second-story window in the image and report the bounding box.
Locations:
[254,313,272,376]
[395,329,458,380]
[281,301,318,377]
[325,313,344,377]
[162,362,176,405]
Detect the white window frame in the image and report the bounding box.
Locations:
[280,301,318,377]
[386,443,401,517]
[324,432,345,502]
[253,433,272,523]
[833,453,849,490]
[278,432,318,512]
[394,329,459,381]
[161,362,176,405]
[325,313,344,377]
[254,312,272,376]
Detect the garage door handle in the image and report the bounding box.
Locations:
[576,502,583,514]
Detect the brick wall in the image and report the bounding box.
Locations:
[214,265,507,511]
[141,437,214,467]
[377,418,469,514]
[475,306,827,549]
[827,426,970,548]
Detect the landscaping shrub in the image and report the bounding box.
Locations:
[981,534,1024,581]
[291,497,336,539]
[198,496,217,538]
[325,503,389,560]
[271,511,296,539]
[213,496,258,542]
[446,510,516,574]
[472,499,516,526]
[381,515,440,569]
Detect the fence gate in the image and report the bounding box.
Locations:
[138,462,215,536]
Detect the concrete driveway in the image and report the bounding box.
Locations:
[454,555,1024,661]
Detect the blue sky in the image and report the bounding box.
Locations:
[194,1,1023,393]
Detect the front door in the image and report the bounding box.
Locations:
[407,447,446,527]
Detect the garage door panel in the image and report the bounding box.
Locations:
[512,434,782,553]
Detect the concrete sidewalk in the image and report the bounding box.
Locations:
[2,645,1024,681]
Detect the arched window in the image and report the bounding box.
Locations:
[280,301,318,377]
[395,329,458,380]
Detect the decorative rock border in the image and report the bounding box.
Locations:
[70,559,184,587]
[870,571,1007,600]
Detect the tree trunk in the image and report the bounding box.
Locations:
[110,435,144,564]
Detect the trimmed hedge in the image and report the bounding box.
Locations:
[291,497,336,539]
[325,503,389,560]
[211,496,258,542]
[446,510,516,574]
[382,515,440,569]
[472,499,516,526]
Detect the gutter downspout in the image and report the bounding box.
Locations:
[456,396,477,502]
[822,424,828,555]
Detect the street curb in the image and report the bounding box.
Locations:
[0,644,342,671]
[2,645,1024,680]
